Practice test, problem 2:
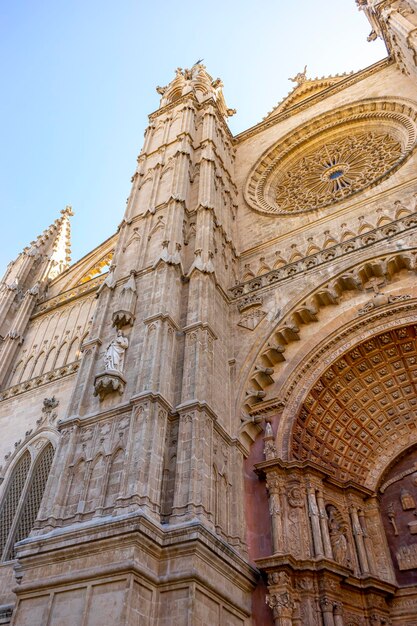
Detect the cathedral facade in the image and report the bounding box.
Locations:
[1,2,417,624]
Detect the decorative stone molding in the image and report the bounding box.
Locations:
[0,361,79,401]
[231,208,417,299]
[242,250,416,412]
[237,294,263,313]
[358,292,411,314]
[93,370,126,401]
[112,272,137,328]
[33,274,105,317]
[245,99,417,216]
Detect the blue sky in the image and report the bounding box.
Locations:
[0,1,386,276]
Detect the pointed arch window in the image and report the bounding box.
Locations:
[0,443,55,561]
[0,451,31,559]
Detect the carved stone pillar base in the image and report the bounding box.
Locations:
[93,370,126,400]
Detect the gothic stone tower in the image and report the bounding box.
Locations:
[1,2,417,625]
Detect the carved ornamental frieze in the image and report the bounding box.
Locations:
[245,99,417,215]
[380,447,417,586]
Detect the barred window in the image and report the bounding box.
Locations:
[0,452,31,559]
[0,443,55,561]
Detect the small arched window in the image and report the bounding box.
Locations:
[0,442,55,561]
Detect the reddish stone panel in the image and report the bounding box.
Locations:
[244,423,276,626]
[251,578,273,626]
[244,429,272,561]
[380,446,417,586]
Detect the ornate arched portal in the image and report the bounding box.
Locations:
[247,300,417,625]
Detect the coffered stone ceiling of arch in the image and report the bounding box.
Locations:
[292,324,417,486]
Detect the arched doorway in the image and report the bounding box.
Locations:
[246,309,417,625]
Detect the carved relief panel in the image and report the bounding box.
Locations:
[62,414,130,521]
[380,447,417,586]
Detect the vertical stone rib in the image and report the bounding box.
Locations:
[316,489,333,559]
[350,505,369,575]
[307,485,324,557]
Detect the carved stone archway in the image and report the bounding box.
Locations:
[247,302,417,625]
[276,300,417,484]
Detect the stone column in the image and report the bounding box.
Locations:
[307,484,324,557]
[266,592,293,626]
[334,602,344,626]
[358,508,376,574]
[317,489,333,559]
[266,474,285,554]
[292,600,302,626]
[350,505,369,574]
[320,597,335,626]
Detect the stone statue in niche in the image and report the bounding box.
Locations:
[104,330,128,372]
[400,488,415,510]
[387,502,399,536]
[327,505,349,566]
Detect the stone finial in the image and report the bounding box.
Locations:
[156,63,236,118]
[289,65,308,86]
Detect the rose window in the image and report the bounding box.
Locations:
[273,132,403,213]
[245,100,417,216]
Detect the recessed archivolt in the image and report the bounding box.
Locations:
[242,249,417,414]
[291,323,417,489]
[245,98,417,216]
[238,253,417,461]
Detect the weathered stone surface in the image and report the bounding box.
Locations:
[1,9,417,623]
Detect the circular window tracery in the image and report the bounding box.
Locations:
[245,100,417,216]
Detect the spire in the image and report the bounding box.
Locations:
[1,205,74,288]
[46,205,73,280]
[156,63,236,118]
[25,204,73,281]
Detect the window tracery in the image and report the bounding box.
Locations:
[0,451,31,560]
[0,442,54,561]
[245,99,417,216]
[272,132,402,214]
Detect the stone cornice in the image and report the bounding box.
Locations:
[0,361,79,402]
[60,401,132,429]
[255,554,397,595]
[15,512,257,594]
[254,458,374,497]
[143,312,181,332]
[182,321,218,340]
[32,274,104,318]
[239,177,417,259]
[230,210,417,299]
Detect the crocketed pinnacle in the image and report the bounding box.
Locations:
[156,63,236,118]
